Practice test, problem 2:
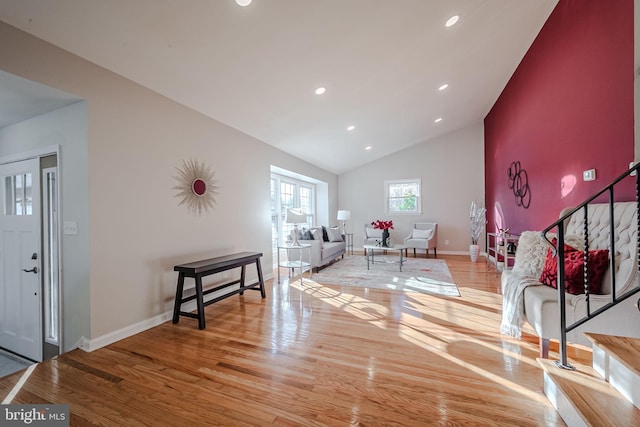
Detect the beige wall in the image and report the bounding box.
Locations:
[338,122,485,254]
[0,21,337,343]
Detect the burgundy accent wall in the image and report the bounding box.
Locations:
[484,0,634,234]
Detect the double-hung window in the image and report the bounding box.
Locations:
[385,179,421,214]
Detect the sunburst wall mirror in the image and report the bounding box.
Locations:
[173,159,218,215]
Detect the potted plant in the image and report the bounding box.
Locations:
[371,219,394,247]
[469,201,487,262]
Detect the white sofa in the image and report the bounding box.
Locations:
[299,226,346,271]
[501,202,640,357]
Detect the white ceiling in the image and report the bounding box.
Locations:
[0,0,558,174]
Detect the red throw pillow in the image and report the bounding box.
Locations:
[539,238,579,289]
[539,239,609,295]
[563,249,609,295]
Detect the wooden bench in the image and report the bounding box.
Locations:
[172,251,265,329]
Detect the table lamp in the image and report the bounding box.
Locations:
[337,210,351,234]
[286,208,307,246]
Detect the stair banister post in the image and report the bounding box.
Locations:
[555,222,574,370]
[608,187,617,305]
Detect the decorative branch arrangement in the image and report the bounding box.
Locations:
[469,201,487,245]
[507,161,531,209]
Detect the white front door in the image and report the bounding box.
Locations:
[0,158,42,362]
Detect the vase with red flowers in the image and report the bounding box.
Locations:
[371,219,394,247]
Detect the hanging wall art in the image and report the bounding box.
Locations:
[507,161,530,209]
[173,159,219,215]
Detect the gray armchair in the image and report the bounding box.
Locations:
[404,222,437,258]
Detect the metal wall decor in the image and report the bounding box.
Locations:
[173,159,219,215]
[507,161,530,209]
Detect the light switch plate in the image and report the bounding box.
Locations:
[583,169,596,181]
[63,221,78,235]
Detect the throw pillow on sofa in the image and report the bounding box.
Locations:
[310,228,323,242]
[326,227,344,242]
[321,226,330,242]
[539,237,609,294]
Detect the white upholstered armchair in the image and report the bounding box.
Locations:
[363,225,384,255]
[404,222,437,258]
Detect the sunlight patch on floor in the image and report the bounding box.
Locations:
[291,277,550,404]
[2,363,37,404]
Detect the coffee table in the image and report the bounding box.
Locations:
[363,244,407,271]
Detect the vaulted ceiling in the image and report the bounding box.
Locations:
[0,0,558,174]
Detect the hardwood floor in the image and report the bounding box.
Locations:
[0,255,591,426]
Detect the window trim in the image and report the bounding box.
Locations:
[385,178,422,215]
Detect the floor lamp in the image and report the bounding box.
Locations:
[337,210,351,235]
[286,208,307,246]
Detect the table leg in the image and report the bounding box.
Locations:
[255,258,266,298]
[399,250,404,271]
[195,275,205,330]
[172,273,185,324]
[277,247,281,284]
[239,265,246,295]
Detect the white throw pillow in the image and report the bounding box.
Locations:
[310,228,323,241]
[412,228,431,239]
[327,227,343,242]
[512,231,550,276]
[367,228,383,238]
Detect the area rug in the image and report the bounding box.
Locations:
[311,255,460,297]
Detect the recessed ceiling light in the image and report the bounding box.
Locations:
[236,0,252,6]
[445,15,459,27]
[439,84,449,91]
[315,87,326,95]
[365,146,372,151]
[434,118,443,123]
[347,125,355,131]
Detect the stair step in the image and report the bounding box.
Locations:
[584,333,640,377]
[585,333,640,408]
[538,358,640,427]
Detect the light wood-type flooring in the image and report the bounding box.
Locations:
[0,255,592,426]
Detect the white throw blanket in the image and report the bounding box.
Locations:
[500,231,553,339]
[500,272,542,339]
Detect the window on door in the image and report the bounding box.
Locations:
[3,173,33,215]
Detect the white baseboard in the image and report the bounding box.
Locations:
[78,310,174,352]
[435,250,488,257]
[78,273,276,352]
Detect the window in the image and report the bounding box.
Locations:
[385,179,421,214]
[270,173,315,263]
[43,168,59,345]
[3,173,33,215]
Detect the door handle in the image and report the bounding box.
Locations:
[22,267,38,274]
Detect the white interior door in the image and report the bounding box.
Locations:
[0,158,42,361]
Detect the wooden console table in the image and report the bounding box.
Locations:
[172,251,265,329]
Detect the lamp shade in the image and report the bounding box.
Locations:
[337,210,351,221]
[286,208,307,224]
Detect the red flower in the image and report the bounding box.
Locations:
[371,220,394,230]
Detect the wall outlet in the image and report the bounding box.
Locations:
[445,239,449,245]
